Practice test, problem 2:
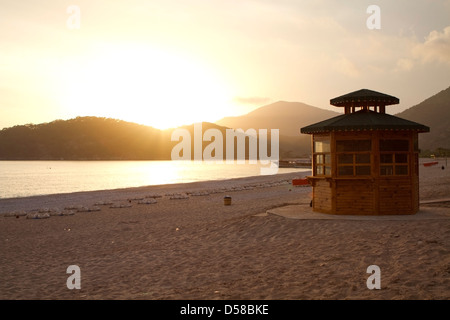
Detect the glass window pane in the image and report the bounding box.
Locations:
[338,166,354,176]
[356,166,371,175]
[395,165,408,175]
[380,140,409,151]
[415,154,419,175]
[337,140,371,152]
[324,154,331,164]
[356,154,370,163]
[380,165,393,175]
[413,136,419,151]
[356,140,372,152]
[314,141,320,153]
[322,141,330,153]
[316,165,324,175]
[395,154,408,163]
[316,154,324,164]
[338,154,353,164]
[324,166,331,176]
[336,141,346,152]
[380,154,393,163]
[314,139,330,153]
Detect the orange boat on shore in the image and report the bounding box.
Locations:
[423,161,439,167]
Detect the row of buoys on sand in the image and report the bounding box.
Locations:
[2,179,294,218]
[3,208,76,219]
[162,179,292,200]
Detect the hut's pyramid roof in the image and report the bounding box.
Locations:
[330,89,399,107]
[300,109,430,134]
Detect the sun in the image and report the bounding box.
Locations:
[58,43,233,129]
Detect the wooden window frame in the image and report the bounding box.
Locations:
[379,139,410,176]
[336,139,372,177]
[380,152,409,176]
[313,135,331,177]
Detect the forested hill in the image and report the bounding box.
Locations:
[396,85,450,151]
[0,117,272,160]
[0,117,173,160]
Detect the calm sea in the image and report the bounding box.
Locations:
[0,161,309,199]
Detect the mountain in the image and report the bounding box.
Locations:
[216,101,340,137]
[0,117,273,160]
[395,85,450,150]
[0,117,171,160]
[2,86,448,160]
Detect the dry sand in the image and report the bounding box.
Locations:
[0,160,449,300]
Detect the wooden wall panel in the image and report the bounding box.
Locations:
[335,180,375,215]
[313,179,332,213]
[378,178,415,214]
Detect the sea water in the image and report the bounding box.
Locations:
[0,161,308,199]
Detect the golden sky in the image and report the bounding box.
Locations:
[1,0,450,129]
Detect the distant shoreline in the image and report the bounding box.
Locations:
[0,160,309,200]
[0,171,310,214]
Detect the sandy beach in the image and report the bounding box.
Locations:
[0,161,449,300]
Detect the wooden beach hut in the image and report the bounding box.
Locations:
[300,89,430,215]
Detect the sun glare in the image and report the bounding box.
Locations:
[59,44,233,129]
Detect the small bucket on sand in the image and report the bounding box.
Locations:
[224,196,232,206]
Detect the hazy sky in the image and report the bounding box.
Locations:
[1,0,449,129]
